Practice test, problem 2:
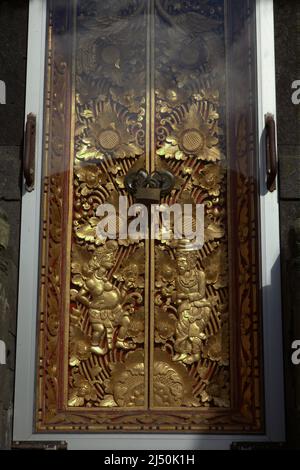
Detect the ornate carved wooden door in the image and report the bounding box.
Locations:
[14,0,285,444]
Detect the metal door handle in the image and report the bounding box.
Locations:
[265,113,277,193]
[23,113,36,191]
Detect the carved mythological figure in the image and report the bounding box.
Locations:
[173,240,212,364]
[75,241,136,354]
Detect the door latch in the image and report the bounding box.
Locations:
[124,169,175,205]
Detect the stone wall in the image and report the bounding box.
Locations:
[274,0,300,448]
[0,0,28,450]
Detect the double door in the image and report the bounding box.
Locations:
[14,0,285,447]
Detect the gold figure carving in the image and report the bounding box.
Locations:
[75,241,136,354]
[173,240,212,365]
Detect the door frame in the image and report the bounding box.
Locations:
[13,0,285,450]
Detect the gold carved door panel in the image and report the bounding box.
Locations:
[37,0,263,432]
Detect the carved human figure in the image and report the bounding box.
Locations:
[173,242,212,364]
[76,240,135,355]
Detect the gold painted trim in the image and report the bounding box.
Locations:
[63,0,77,409]
[149,0,156,410]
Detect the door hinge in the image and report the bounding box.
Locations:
[231,442,287,451]
[12,441,68,450]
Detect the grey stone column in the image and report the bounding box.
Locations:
[0,0,28,450]
[275,0,300,447]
